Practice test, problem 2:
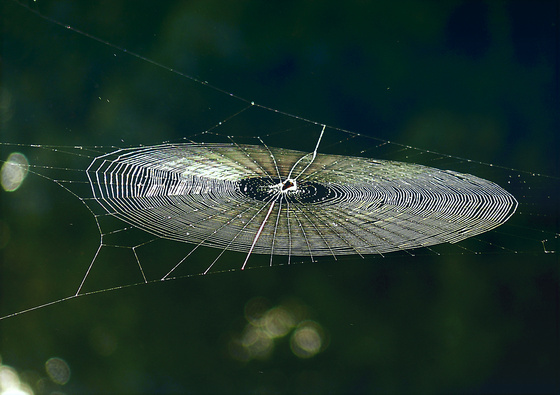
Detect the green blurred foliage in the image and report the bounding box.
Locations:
[1,0,558,393]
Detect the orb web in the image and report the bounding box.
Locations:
[0,0,558,322]
[87,142,517,258]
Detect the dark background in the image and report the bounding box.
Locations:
[1,0,559,393]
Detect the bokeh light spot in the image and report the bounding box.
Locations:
[241,327,274,360]
[1,152,29,192]
[45,357,70,385]
[290,321,325,359]
[230,298,327,362]
[262,306,295,338]
[244,296,270,325]
[0,357,33,395]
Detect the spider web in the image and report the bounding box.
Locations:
[1,128,556,320]
[0,1,558,322]
[84,137,518,258]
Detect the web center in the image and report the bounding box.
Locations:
[269,178,298,194]
[281,178,297,192]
